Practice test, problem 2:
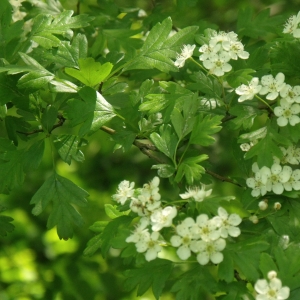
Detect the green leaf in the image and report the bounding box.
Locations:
[228,237,269,281]
[0,104,7,119]
[65,86,116,136]
[30,173,89,240]
[65,58,113,87]
[124,259,173,300]
[189,71,222,98]
[41,106,58,133]
[140,81,193,114]
[226,69,255,88]
[229,105,261,130]
[51,33,88,68]
[124,18,198,73]
[22,139,45,172]
[174,155,208,184]
[245,124,287,168]
[170,96,197,139]
[150,124,178,160]
[101,215,133,257]
[53,135,85,165]
[0,148,25,194]
[218,250,234,283]
[88,221,108,234]
[259,253,278,278]
[171,265,217,300]
[0,207,15,236]
[237,8,284,38]
[31,11,93,48]
[111,130,136,153]
[104,204,129,219]
[190,114,223,146]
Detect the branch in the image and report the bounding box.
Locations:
[100,125,244,187]
[17,114,66,136]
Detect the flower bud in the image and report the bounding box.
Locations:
[249,215,259,224]
[274,202,282,210]
[258,200,268,210]
[267,270,277,280]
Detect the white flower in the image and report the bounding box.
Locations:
[135,231,162,261]
[279,145,300,165]
[203,51,232,76]
[254,272,290,300]
[126,217,150,243]
[112,180,135,204]
[150,206,177,231]
[283,12,300,38]
[280,84,300,103]
[191,238,226,265]
[214,207,242,238]
[259,73,286,100]
[246,166,271,197]
[170,217,195,260]
[223,41,249,60]
[274,99,300,127]
[174,44,196,68]
[199,43,220,61]
[180,185,212,202]
[235,77,262,102]
[263,163,292,195]
[190,214,221,241]
[283,169,300,191]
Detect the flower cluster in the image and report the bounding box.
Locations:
[283,11,300,38]
[113,177,177,261]
[254,271,290,300]
[170,207,242,265]
[174,44,196,68]
[246,160,300,197]
[199,30,249,76]
[113,178,242,263]
[236,72,300,127]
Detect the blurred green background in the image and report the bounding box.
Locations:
[1,0,299,299]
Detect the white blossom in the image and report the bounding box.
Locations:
[283,169,300,191]
[135,231,162,261]
[203,51,232,76]
[274,202,282,210]
[174,44,196,68]
[235,77,262,102]
[274,99,300,127]
[214,207,242,238]
[191,238,226,265]
[112,180,135,205]
[254,272,290,300]
[126,217,150,243]
[180,185,212,202]
[280,84,300,103]
[283,11,300,38]
[223,40,249,60]
[150,206,177,231]
[170,217,195,260]
[259,73,286,100]
[190,214,221,241]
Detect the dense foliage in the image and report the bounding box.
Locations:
[2,0,300,299]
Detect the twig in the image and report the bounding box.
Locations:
[205,169,243,187]
[17,115,66,136]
